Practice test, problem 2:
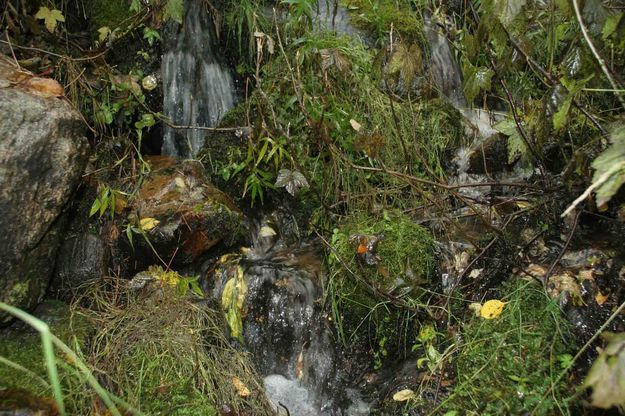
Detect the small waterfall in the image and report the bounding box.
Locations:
[424,14,465,107]
[212,212,369,415]
[161,0,235,158]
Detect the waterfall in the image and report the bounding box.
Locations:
[161,0,235,158]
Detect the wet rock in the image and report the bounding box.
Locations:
[465,133,508,174]
[127,156,245,268]
[0,55,89,324]
[51,233,110,296]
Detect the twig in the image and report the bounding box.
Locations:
[562,160,625,216]
[0,39,108,62]
[573,0,625,111]
[543,209,581,285]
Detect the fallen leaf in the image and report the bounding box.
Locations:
[357,244,368,254]
[350,119,362,132]
[468,268,483,279]
[392,389,415,402]
[595,291,609,305]
[24,77,63,97]
[139,217,160,231]
[231,376,250,397]
[259,225,277,238]
[480,299,505,319]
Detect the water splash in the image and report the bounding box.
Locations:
[161,0,235,158]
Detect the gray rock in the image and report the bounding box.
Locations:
[52,233,110,296]
[0,64,88,323]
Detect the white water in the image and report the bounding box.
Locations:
[161,0,235,158]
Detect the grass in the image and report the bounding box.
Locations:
[78,277,274,415]
[433,279,577,415]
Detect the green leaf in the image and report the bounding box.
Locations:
[143,27,161,46]
[495,118,525,163]
[584,332,625,408]
[34,7,65,33]
[602,13,623,40]
[89,198,101,217]
[463,65,494,102]
[591,126,625,207]
[482,0,527,26]
[97,27,112,44]
[130,0,142,13]
[221,267,247,340]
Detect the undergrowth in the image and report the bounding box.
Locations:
[436,279,577,415]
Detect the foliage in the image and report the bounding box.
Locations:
[584,331,625,409]
[590,125,625,208]
[437,280,576,415]
[34,7,65,33]
[0,301,130,415]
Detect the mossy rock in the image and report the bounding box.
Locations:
[331,211,434,291]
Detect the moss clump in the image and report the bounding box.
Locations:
[327,211,434,362]
[331,210,434,289]
[342,0,425,44]
[437,280,577,415]
[86,0,131,32]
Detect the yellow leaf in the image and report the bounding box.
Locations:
[34,6,65,32]
[480,299,506,319]
[392,389,415,401]
[259,225,276,238]
[139,217,160,231]
[232,376,250,397]
[595,291,609,305]
[350,118,362,132]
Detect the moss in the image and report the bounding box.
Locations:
[0,301,91,407]
[341,0,425,44]
[327,211,435,361]
[86,0,131,32]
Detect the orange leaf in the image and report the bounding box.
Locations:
[357,244,368,254]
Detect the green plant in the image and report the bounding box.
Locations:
[435,280,576,415]
[89,185,127,219]
[0,301,136,416]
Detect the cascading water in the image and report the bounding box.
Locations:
[161,0,235,158]
[212,212,370,415]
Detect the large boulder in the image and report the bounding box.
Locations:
[0,56,89,323]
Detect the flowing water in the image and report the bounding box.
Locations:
[161,0,235,158]
[212,212,370,415]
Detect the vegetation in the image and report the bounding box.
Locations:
[2,0,625,414]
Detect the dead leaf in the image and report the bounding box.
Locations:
[139,217,160,231]
[480,299,505,319]
[231,376,250,397]
[468,302,482,317]
[595,292,609,305]
[350,119,362,132]
[24,77,63,97]
[392,389,415,402]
